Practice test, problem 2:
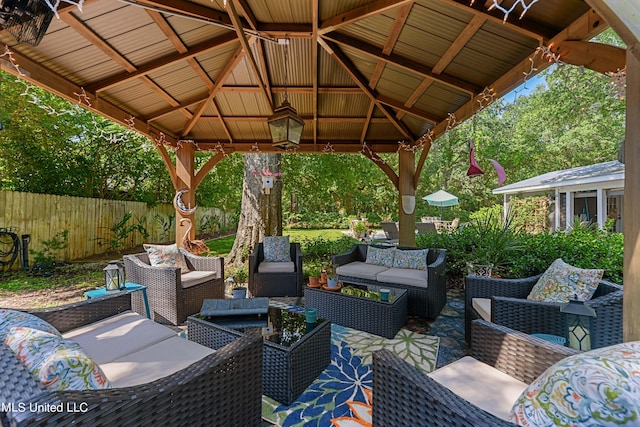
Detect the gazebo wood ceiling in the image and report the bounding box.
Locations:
[0,0,613,156]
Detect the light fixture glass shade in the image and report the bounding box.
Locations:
[268,100,305,149]
[560,299,596,350]
[401,195,416,215]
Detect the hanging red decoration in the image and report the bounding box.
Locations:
[467,139,484,178]
[488,159,507,186]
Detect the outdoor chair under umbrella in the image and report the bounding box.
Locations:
[423,190,459,219]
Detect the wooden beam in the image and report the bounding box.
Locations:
[226,0,273,112]
[194,152,227,188]
[586,0,640,58]
[319,0,415,35]
[312,0,319,145]
[319,38,414,140]
[198,115,389,123]
[170,141,404,153]
[413,137,433,188]
[378,95,439,124]
[361,102,376,143]
[60,12,137,73]
[553,41,626,74]
[433,14,486,75]
[85,32,238,93]
[623,46,640,341]
[362,151,400,190]
[219,86,362,94]
[321,32,480,95]
[180,42,249,137]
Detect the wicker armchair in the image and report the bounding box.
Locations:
[1,293,263,427]
[372,319,579,427]
[464,274,623,347]
[123,249,224,325]
[248,242,303,297]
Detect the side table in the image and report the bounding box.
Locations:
[84,282,151,319]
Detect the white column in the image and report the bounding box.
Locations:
[565,191,574,231]
[555,188,561,231]
[597,187,605,230]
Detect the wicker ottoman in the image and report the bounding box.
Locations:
[187,306,331,405]
[304,284,408,338]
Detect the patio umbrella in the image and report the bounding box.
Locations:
[423,190,459,219]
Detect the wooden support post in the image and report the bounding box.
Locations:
[624,46,640,342]
[175,143,196,245]
[398,149,416,247]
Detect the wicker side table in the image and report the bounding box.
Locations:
[187,307,331,406]
[305,284,408,338]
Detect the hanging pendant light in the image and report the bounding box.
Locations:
[268,39,305,150]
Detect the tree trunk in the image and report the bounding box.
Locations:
[227,153,282,267]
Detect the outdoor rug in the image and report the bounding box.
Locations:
[262,302,440,427]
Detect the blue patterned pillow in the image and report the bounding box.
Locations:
[510,341,640,427]
[263,236,291,262]
[6,327,111,391]
[393,249,428,270]
[0,309,60,341]
[365,246,395,267]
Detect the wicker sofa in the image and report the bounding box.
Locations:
[372,319,579,427]
[464,274,623,346]
[332,244,446,318]
[1,293,263,427]
[123,249,224,325]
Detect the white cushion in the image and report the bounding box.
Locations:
[376,267,428,288]
[472,298,491,321]
[181,270,219,289]
[62,311,176,365]
[102,336,214,388]
[428,356,528,421]
[258,261,295,273]
[336,261,389,281]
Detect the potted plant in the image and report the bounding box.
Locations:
[307,265,321,287]
[326,264,339,288]
[230,265,248,298]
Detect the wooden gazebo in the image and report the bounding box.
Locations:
[1,0,639,340]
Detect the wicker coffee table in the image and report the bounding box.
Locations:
[304,283,408,338]
[187,305,331,405]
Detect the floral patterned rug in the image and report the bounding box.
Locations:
[262,303,439,427]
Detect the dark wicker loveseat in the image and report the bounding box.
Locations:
[123,249,224,325]
[248,242,303,297]
[1,293,263,427]
[464,274,623,347]
[332,244,446,318]
[372,320,579,427]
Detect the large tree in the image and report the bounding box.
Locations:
[227,153,282,266]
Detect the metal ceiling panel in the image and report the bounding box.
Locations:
[319,122,364,141]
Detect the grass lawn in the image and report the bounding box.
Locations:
[205,229,348,257]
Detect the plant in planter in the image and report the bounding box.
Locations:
[228,265,248,298]
[353,221,367,239]
[325,263,339,288]
[307,265,321,286]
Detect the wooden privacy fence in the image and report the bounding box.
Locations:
[0,190,235,264]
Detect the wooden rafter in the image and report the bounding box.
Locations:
[256,39,274,106]
[321,32,480,95]
[312,0,319,145]
[361,102,376,143]
[319,39,413,140]
[85,33,238,93]
[416,8,609,170]
[362,151,400,190]
[319,0,414,35]
[552,40,626,74]
[226,0,274,112]
[180,42,250,137]
[378,95,439,124]
[194,152,228,188]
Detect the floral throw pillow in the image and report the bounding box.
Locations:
[527,258,603,303]
[365,246,395,267]
[144,243,189,273]
[263,236,291,262]
[509,341,640,427]
[0,309,60,341]
[393,249,428,270]
[6,327,111,391]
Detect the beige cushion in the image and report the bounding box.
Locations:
[258,261,295,273]
[336,261,389,281]
[472,298,491,321]
[102,336,214,388]
[376,267,428,288]
[428,356,528,421]
[62,311,176,365]
[181,270,219,289]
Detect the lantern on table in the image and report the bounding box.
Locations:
[103,260,125,291]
